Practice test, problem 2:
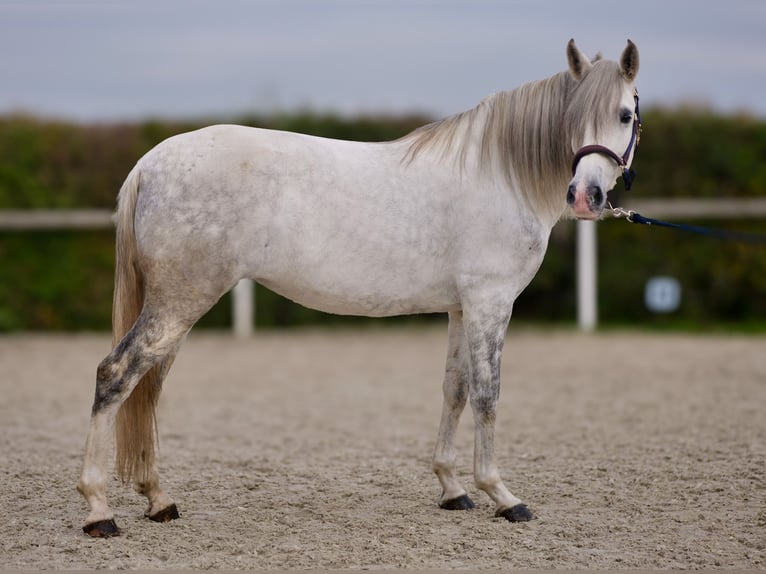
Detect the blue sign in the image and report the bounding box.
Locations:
[645,277,681,313]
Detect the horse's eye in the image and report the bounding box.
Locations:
[620,110,633,124]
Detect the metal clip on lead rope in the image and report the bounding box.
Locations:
[608,204,636,222]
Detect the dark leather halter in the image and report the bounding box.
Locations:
[571,88,642,190]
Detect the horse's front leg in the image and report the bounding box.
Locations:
[432,311,475,510]
[463,307,534,522]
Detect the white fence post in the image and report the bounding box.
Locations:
[232,279,254,338]
[576,220,597,332]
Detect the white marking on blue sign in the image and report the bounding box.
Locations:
[645,276,681,313]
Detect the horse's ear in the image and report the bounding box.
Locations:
[620,39,640,81]
[567,39,592,81]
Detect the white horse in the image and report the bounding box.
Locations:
[78,39,640,537]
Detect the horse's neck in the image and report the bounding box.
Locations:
[398,73,573,228]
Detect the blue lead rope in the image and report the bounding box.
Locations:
[610,206,766,245]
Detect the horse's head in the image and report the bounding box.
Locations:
[565,39,641,220]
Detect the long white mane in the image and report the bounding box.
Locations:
[402,59,626,220]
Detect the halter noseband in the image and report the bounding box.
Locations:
[571,88,642,191]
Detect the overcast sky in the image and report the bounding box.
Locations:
[2,0,765,122]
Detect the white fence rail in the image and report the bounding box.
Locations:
[0,209,255,337]
[3,199,765,334]
[0,209,114,229]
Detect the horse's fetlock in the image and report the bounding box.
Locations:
[475,470,502,492]
[432,455,454,475]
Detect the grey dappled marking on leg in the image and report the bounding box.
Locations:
[433,312,474,508]
[462,306,527,519]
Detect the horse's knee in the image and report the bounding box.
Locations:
[443,378,468,410]
[467,360,500,418]
[469,391,498,424]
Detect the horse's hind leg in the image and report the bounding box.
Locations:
[135,450,179,523]
[432,311,475,510]
[77,308,191,537]
[134,353,180,522]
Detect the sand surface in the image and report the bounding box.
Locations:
[0,327,764,569]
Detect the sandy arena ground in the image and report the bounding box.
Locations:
[0,326,764,569]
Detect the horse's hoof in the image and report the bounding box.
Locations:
[496,503,535,522]
[83,519,121,538]
[440,494,476,510]
[148,503,180,523]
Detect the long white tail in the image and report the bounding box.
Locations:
[111,166,161,484]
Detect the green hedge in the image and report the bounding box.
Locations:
[0,109,764,332]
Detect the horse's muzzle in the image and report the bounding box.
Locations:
[567,182,605,219]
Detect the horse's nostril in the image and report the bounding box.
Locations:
[591,185,604,206]
[566,184,576,205]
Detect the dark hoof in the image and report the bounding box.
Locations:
[83,519,121,538]
[440,494,476,510]
[148,503,180,523]
[496,503,535,522]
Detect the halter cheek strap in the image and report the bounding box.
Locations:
[571,89,642,191]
